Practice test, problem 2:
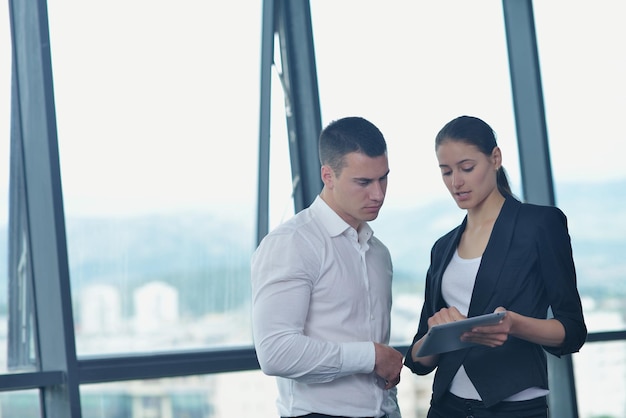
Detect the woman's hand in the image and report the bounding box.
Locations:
[411,306,467,365]
[460,306,566,348]
[428,306,467,327]
[460,307,510,347]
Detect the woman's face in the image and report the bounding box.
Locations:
[436,139,501,211]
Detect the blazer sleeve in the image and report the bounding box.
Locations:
[403,231,456,375]
[403,286,437,375]
[535,206,587,355]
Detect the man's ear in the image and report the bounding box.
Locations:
[321,164,334,188]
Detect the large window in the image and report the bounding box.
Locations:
[534,2,626,417]
[311,1,520,414]
[46,1,263,356]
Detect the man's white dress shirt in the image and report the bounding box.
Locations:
[252,196,399,418]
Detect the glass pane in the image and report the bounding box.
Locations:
[574,340,626,417]
[269,60,295,230]
[0,1,12,374]
[398,367,434,418]
[81,371,278,418]
[80,369,434,418]
[534,1,626,335]
[0,390,41,417]
[310,0,520,343]
[46,1,262,355]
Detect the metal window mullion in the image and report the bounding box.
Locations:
[256,0,275,244]
[502,0,555,206]
[8,0,81,416]
[502,1,578,417]
[275,0,322,212]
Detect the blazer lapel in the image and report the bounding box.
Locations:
[468,196,521,317]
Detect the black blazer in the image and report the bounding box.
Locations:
[404,196,587,407]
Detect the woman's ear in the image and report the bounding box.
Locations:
[492,146,502,170]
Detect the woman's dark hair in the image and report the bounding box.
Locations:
[319,116,387,174]
[435,115,512,197]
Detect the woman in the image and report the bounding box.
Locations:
[404,115,587,417]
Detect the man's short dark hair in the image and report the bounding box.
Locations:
[318,116,387,174]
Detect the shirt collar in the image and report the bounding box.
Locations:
[310,195,374,241]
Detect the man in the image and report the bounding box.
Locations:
[252,116,403,418]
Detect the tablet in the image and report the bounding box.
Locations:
[415,311,506,357]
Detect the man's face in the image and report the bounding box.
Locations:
[322,151,389,230]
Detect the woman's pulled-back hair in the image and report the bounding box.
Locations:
[319,116,387,175]
[435,115,512,197]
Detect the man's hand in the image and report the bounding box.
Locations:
[373,343,403,389]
